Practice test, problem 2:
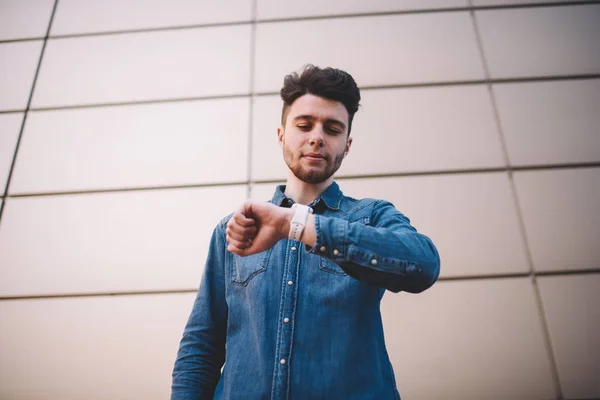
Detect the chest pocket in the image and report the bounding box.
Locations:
[231,249,272,286]
[320,258,348,276]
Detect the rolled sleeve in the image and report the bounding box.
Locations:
[308,201,440,293]
[308,214,349,262]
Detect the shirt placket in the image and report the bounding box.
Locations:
[270,239,301,400]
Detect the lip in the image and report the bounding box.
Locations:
[303,153,326,160]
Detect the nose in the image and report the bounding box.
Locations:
[308,126,325,147]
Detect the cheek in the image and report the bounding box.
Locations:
[285,134,303,148]
[334,139,348,153]
[282,138,298,156]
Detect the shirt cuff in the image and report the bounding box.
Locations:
[306,215,349,263]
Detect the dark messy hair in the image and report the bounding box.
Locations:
[280,65,361,135]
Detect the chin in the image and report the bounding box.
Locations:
[296,169,332,184]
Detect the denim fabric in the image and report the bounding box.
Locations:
[172,182,440,400]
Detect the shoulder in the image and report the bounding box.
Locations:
[218,213,234,229]
[339,193,410,225]
[339,193,394,214]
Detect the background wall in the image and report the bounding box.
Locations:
[0,0,599,399]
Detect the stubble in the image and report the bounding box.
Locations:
[283,143,346,184]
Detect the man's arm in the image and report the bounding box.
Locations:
[172,223,228,399]
[303,201,440,293]
[226,201,440,294]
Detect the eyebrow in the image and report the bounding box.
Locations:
[293,114,347,130]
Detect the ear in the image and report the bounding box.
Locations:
[277,126,284,149]
[344,136,353,156]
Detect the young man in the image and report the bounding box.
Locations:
[171,65,440,399]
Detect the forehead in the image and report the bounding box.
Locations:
[287,94,348,123]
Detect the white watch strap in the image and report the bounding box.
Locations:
[288,204,313,241]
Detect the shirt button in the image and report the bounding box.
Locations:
[291,246,297,251]
[320,246,326,252]
[407,264,417,273]
[371,259,378,265]
[284,317,290,323]
[280,359,286,365]
[333,249,339,256]
[288,281,294,286]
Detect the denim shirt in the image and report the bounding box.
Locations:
[172,182,440,400]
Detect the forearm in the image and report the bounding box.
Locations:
[303,213,440,293]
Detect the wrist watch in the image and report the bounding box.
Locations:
[288,204,313,241]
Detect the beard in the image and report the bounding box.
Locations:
[283,144,346,184]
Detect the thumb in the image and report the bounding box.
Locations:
[228,243,250,257]
[237,200,254,218]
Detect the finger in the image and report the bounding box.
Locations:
[227,236,252,250]
[236,200,251,216]
[226,229,251,245]
[227,243,249,256]
[226,227,251,242]
[235,201,257,221]
[227,223,257,239]
[229,213,256,228]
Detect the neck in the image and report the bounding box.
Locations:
[284,170,334,205]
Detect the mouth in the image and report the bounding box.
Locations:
[303,153,326,161]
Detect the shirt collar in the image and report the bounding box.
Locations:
[271,182,343,211]
[271,185,290,207]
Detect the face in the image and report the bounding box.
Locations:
[278,94,352,184]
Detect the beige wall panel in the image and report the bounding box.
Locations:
[0,293,195,400]
[0,186,245,297]
[341,86,505,174]
[251,182,283,202]
[252,86,505,181]
[10,98,250,194]
[0,41,43,111]
[251,95,287,181]
[474,0,594,4]
[495,80,600,166]
[254,12,485,93]
[257,0,467,19]
[477,5,600,78]
[51,0,252,35]
[538,274,600,399]
[32,26,251,108]
[340,173,529,277]
[0,0,54,41]
[514,168,600,272]
[382,278,556,398]
[0,113,23,190]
